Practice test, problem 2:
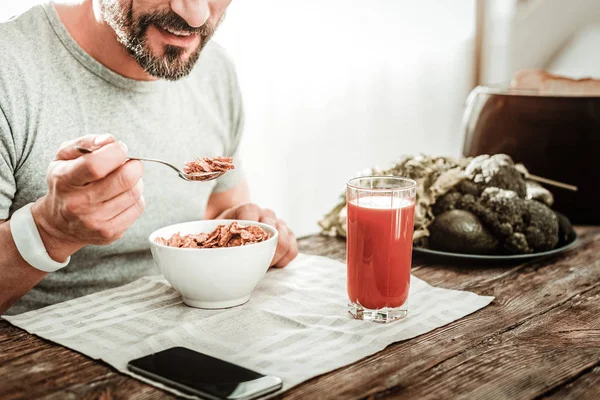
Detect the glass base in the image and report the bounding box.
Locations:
[348,301,408,323]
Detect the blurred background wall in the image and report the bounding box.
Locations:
[482,0,600,83]
[1,0,599,236]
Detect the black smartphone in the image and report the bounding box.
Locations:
[127,346,282,400]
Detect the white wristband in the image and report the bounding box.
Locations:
[10,203,70,273]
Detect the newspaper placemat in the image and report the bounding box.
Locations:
[4,254,493,398]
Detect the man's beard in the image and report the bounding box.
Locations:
[100,1,216,80]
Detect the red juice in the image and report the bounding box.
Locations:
[347,196,415,310]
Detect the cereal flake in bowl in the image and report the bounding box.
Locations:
[149,220,278,309]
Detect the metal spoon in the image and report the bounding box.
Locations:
[526,173,578,192]
[514,164,578,192]
[75,147,226,182]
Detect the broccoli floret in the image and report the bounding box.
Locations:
[505,232,530,254]
[432,191,462,215]
[434,187,559,254]
[479,187,524,237]
[457,180,480,196]
[522,200,560,251]
[465,154,527,198]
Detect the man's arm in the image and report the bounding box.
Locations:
[0,135,145,315]
[204,179,251,220]
[0,219,48,313]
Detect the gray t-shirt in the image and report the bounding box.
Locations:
[0,4,244,315]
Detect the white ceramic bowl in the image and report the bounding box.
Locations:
[149,220,278,309]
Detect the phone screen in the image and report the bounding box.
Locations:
[127,346,282,400]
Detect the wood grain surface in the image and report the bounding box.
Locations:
[1,227,599,400]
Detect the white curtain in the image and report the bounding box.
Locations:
[1,1,476,236]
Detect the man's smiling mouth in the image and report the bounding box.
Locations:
[162,26,195,37]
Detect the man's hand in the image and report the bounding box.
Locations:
[31,134,145,262]
[511,69,600,95]
[216,203,298,268]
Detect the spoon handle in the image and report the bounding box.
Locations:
[127,157,183,175]
[527,174,578,192]
[76,147,184,176]
[75,146,225,182]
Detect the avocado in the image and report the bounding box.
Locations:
[429,209,500,254]
[554,211,576,246]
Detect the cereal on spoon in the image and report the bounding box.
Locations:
[183,157,235,181]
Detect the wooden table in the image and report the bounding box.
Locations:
[1,227,599,400]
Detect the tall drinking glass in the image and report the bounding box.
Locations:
[346,176,417,323]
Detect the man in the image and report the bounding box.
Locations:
[511,69,600,94]
[0,0,298,315]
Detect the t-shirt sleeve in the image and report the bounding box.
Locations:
[0,106,16,219]
[212,55,245,193]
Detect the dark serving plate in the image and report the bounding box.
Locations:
[412,231,578,261]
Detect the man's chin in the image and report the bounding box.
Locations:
[128,27,205,80]
[137,46,201,81]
